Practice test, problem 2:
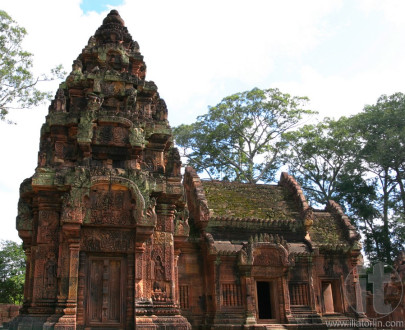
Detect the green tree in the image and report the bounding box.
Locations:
[283,117,362,205]
[0,10,64,122]
[284,93,405,264]
[0,240,25,304]
[174,87,315,183]
[350,93,405,263]
[283,116,378,260]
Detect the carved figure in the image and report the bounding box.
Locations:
[129,127,144,147]
[86,93,103,111]
[53,88,66,112]
[126,88,137,112]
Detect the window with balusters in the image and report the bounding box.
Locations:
[289,282,310,306]
[179,285,190,309]
[221,283,243,307]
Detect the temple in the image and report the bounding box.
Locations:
[11,10,369,330]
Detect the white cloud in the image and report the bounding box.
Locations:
[357,0,405,29]
[273,61,405,121]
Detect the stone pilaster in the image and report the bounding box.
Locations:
[54,227,80,329]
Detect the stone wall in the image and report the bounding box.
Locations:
[0,305,20,326]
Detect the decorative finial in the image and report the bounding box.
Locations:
[95,9,132,45]
[102,10,125,26]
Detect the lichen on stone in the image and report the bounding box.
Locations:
[201,181,300,220]
[309,212,347,246]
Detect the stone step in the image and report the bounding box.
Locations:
[265,325,288,330]
[289,310,324,324]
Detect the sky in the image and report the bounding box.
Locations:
[1,0,405,242]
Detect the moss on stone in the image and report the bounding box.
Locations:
[201,181,300,220]
[309,212,347,245]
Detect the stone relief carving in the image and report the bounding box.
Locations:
[16,198,32,231]
[125,88,137,112]
[89,188,135,225]
[141,197,157,226]
[81,229,134,252]
[95,126,129,145]
[174,208,190,237]
[53,88,66,112]
[166,148,181,177]
[238,236,289,268]
[44,252,57,298]
[86,93,103,111]
[77,110,95,143]
[154,98,168,121]
[129,127,145,147]
[37,210,59,244]
[66,59,84,85]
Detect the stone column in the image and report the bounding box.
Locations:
[135,242,145,298]
[55,222,81,330]
[31,196,60,314]
[244,276,257,325]
[351,254,366,316]
[28,207,38,311]
[174,249,181,305]
[136,201,191,329]
[126,252,135,329]
[283,271,292,320]
[278,276,287,322]
[307,256,317,311]
[154,203,176,302]
[76,252,86,325]
[21,246,32,313]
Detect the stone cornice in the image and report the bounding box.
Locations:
[207,216,301,231]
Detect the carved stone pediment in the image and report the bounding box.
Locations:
[252,244,289,268]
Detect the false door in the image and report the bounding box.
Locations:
[86,256,126,328]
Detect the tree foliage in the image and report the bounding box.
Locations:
[349,93,405,263]
[283,117,362,205]
[0,240,25,304]
[175,86,405,263]
[0,10,64,122]
[174,87,315,183]
[284,93,405,264]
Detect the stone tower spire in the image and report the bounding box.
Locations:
[13,10,190,329]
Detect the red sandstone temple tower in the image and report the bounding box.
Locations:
[13,10,190,329]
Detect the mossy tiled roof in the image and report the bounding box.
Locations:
[201,181,300,220]
[309,211,348,245]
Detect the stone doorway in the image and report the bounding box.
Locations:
[256,281,278,322]
[85,256,127,328]
[320,279,343,314]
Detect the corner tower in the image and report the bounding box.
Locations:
[14,10,190,329]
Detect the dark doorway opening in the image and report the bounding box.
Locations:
[257,281,272,319]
